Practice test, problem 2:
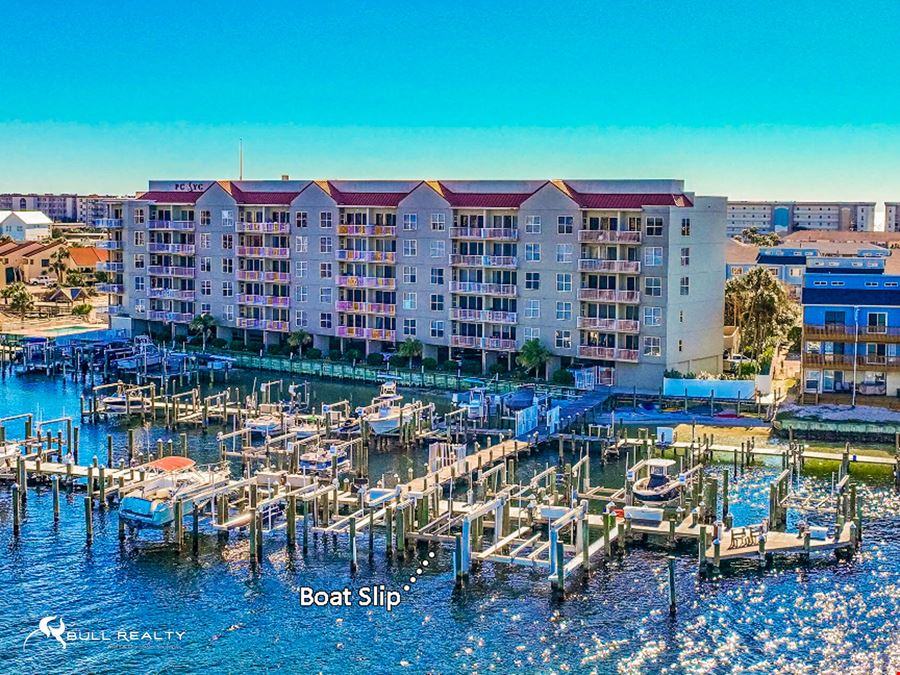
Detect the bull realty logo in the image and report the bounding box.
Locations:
[23,616,186,650]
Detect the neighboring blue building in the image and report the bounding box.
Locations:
[801,273,900,400]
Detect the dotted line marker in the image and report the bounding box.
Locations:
[403,550,435,591]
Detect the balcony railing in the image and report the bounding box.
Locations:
[578,229,642,244]
[95,240,123,250]
[93,218,123,229]
[148,265,196,278]
[236,221,290,233]
[450,254,518,268]
[804,323,900,340]
[449,281,517,297]
[337,224,396,237]
[802,353,900,370]
[148,288,196,300]
[577,289,641,303]
[450,336,517,351]
[450,308,518,324]
[238,294,291,308]
[235,270,292,283]
[335,249,396,263]
[96,283,124,294]
[335,301,396,315]
[576,317,640,333]
[98,305,128,315]
[237,246,290,258]
[148,310,193,323]
[148,220,194,231]
[450,227,518,241]
[577,346,640,362]
[236,318,290,332]
[335,275,396,290]
[336,326,397,341]
[148,242,196,255]
[578,259,641,273]
[96,262,124,273]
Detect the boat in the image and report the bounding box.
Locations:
[358,382,420,435]
[245,403,295,435]
[298,444,349,474]
[119,457,230,529]
[503,385,535,411]
[101,393,152,415]
[115,335,163,371]
[632,458,683,506]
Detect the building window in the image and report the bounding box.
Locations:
[296,286,308,302]
[555,330,572,349]
[134,276,145,291]
[643,247,662,266]
[320,312,332,329]
[295,310,307,327]
[556,301,572,320]
[403,240,417,257]
[296,211,308,228]
[296,261,307,278]
[556,243,573,263]
[320,212,333,228]
[134,301,145,314]
[525,299,540,319]
[320,287,332,303]
[644,277,661,297]
[134,254,144,269]
[200,232,210,249]
[681,218,691,236]
[643,306,661,326]
[431,268,444,285]
[403,214,418,231]
[525,272,540,290]
[200,303,211,314]
[431,213,445,231]
[319,236,333,254]
[222,281,233,297]
[320,262,332,279]
[678,339,683,352]
[134,209,145,225]
[524,327,539,341]
[646,217,664,237]
[403,292,417,310]
[200,210,211,226]
[525,243,541,262]
[526,215,542,234]
[430,240,445,257]
[680,276,690,296]
[133,231,145,246]
[557,273,572,292]
[295,236,308,252]
[200,257,211,272]
[222,233,234,250]
[643,336,661,356]
[430,294,444,311]
[403,266,417,283]
[680,247,690,266]
[224,305,234,321]
[403,318,417,336]
[430,320,445,338]
[221,210,234,227]
[222,258,233,274]
[557,216,573,234]
[200,280,211,296]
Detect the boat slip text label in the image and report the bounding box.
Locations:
[299,585,401,612]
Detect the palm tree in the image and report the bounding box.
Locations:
[72,303,92,320]
[725,267,799,361]
[9,285,34,323]
[287,330,312,355]
[397,337,423,369]
[516,338,552,380]
[64,269,85,289]
[49,245,70,285]
[189,313,218,351]
[0,281,24,306]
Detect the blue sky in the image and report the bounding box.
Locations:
[3,0,900,215]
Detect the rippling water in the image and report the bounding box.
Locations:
[1,371,898,674]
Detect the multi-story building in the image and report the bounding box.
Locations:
[0,210,53,241]
[726,201,876,236]
[0,193,121,223]
[801,270,900,402]
[885,203,900,232]
[97,178,726,388]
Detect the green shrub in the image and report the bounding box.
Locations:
[461,359,482,375]
[266,344,283,356]
[230,340,245,352]
[366,352,384,367]
[344,348,362,363]
[422,357,438,371]
[388,353,405,368]
[210,338,227,349]
[440,360,459,373]
[306,347,322,360]
[328,348,343,362]
[550,369,575,386]
[488,361,508,376]
[738,361,759,378]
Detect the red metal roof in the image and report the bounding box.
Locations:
[432,182,537,208]
[562,187,693,209]
[136,191,206,204]
[223,183,300,205]
[320,181,408,207]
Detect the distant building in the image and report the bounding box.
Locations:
[0,211,53,241]
[726,201,876,236]
[0,193,121,223]
[885,202,900,232]
[0,240,63,286]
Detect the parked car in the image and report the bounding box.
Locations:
[29,275,55,286]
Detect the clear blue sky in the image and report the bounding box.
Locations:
[3,0,900,217]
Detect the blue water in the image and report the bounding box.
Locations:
[1,371,899,673]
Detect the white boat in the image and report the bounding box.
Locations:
[119,457,230,529]
[115,335,163,371]
[299,444,349,474]
[358,382,421,435]
[632,458,683,506]
[102,394,152,416]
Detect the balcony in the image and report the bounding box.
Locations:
[148,242,196,255]
[94,218,123,229]
[577,317,640,333]
[96,262,124,273]
[577,289,641,303]
[578,346,640,362]
[335,249,396,263]
[449,281,517,297]
[802,353,900,371]
[450,227,518,241]
[578,259,641,273]
[96,240,123,250]
[335,275,396,290]
[148,265,196,278]
[336,326,397,341]
[335,301,396,315]
[148,310,193,323]
[450,335,517,351]
[450,308,518,324]
[578,229,642,244]
[148,288,196,300]
[450,254,518,269]
[237,246,290,259]
[238,294,291,308]
[337,224,396,237]
[236,318,290,332]
[804,323,900,342]
[236,221,290,233]
[235,270,292,283]
[148,220,194,231]
[96,283,124,294]
[98,305,128,316]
